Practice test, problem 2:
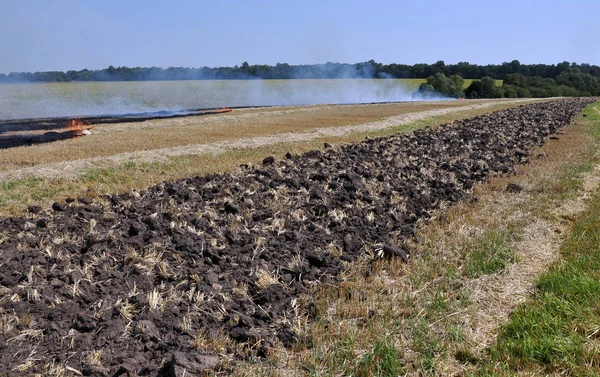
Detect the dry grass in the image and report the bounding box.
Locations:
[0,99,541,217]
[229,103,600,376]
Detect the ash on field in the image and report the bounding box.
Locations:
[0,108,232,150]
[0,98,593,376]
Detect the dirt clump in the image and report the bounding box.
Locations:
[0,98,593,375]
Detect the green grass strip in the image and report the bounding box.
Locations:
[466,229,517,278]
[474,103,600,376]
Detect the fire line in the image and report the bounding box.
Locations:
[67,119,93,136]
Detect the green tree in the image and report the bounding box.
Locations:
[502,85,519,98]
[465,77,503,98]
[419,73,464,98]
[417,83,436,98]
[450,74,465,96]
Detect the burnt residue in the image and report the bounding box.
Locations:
[0,108,235,135]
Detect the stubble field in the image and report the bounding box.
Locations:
[0,98,533,217]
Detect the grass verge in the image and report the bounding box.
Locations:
[472,104,600,376]
[465,229,518,278]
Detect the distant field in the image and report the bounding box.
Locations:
[399,78,504,90]
[0,79,439,119]
[0,79,503,119]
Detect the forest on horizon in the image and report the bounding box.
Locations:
[3,60,600,98]
[2,60,600,83]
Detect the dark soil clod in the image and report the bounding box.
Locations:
[51,202,66,211]
[27,205,42,214]
[224,201,240,214]
[377,245,409,262]
[506,183,524,193]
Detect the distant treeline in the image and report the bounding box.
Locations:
[2,60,600,83]
[2,60,600,99]
[418,69,600,99]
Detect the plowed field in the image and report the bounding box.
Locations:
[0,98,593,376]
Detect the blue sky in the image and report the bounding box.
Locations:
[1,0,598,74]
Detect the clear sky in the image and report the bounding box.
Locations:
[1,0,598,74]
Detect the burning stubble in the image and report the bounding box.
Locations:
[0,118,93,150]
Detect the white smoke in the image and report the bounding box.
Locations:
[0,78,451,120]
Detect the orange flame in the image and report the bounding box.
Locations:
[67,119,93,136]
[215,107,233,114]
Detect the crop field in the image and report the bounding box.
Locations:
[0,79,503,120]
[0,79,437,119]
[0,97,599,376]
